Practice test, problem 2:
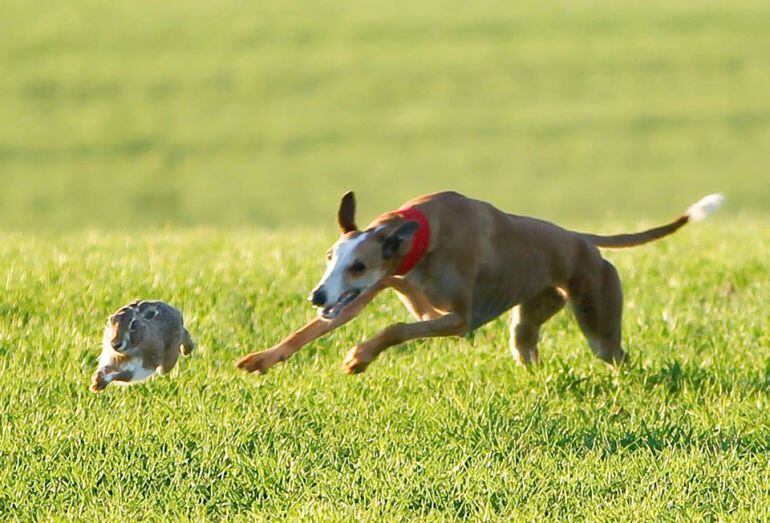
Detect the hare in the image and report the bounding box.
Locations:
[90,300,195,393]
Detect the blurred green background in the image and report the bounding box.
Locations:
[1,0,768,230]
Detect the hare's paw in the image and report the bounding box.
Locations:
[90,372,108,393]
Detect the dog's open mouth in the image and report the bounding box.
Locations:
[321,289,361,319]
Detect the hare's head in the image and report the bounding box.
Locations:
[106,302,160,352]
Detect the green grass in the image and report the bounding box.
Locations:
[1,222,769,520]
[2,0,770,519]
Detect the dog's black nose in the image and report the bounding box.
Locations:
[310,288,327,307]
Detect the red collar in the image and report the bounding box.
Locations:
[393,206,431,275]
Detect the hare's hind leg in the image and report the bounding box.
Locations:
[180,328,196,356]
[159,345,180,374]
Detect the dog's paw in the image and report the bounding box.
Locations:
[341,347,372,374]
[236,351,278,374]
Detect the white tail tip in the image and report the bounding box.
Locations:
[685,193,725,222]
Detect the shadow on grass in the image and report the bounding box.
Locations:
[523,358,770,457]
[544,357,770,399]
[553,422,770,457]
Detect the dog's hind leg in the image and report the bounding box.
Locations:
[568,260,626,366]
[509,287,567,365]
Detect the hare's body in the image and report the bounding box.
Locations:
[91,300,195,392]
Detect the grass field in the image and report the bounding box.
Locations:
[1,224,769,520]
[1,0,770,520]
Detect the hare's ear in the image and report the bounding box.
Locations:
[143,307,159,320]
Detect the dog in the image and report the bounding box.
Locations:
[237,190,723,375]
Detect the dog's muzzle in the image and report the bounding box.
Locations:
[320,289,361,319]
[310,288,327,307]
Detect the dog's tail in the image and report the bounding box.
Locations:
[581,193,724,249]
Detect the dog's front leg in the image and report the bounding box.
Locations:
[387,277,443,321]
[236,280,391,374]
[342,313,468,374]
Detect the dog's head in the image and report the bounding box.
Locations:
[309,191,419,319]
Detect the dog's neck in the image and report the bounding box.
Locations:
[391,206,431,275]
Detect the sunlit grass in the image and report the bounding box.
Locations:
[1,0,769,518]
[0,221,768,519]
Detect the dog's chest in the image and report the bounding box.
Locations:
[469,280,523,331]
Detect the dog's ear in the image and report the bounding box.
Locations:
[382,220,419,259]
[337,191,357,233]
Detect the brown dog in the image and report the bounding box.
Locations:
[237,191,723,375]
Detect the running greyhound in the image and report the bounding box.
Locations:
[237,190,723,375]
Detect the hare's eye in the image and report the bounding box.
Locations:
[325,251,332,262]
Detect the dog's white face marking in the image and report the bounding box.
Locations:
[316,233,369,306]
[312,231,385,317]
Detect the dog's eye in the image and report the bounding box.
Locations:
[349,261,366,274]
[129,320,138,331]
